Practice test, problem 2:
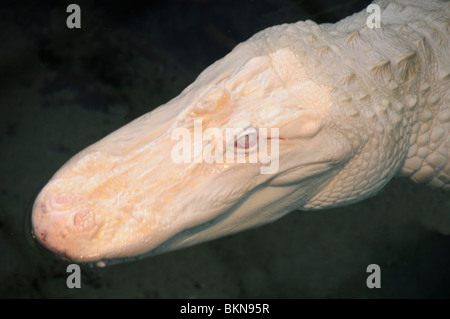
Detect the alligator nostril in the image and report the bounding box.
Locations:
[72,209,96,231]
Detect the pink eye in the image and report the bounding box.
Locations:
[235,126,258,150]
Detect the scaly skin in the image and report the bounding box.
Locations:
[32,0,449,265]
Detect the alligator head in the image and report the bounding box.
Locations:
[32,29,363,265]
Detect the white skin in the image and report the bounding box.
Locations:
[32,44,353,263]
[32,0,449,264]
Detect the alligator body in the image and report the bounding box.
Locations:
[32,0,449,265]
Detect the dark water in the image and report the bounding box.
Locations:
[0,0,449,298]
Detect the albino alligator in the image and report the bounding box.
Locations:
[32,0,449,266]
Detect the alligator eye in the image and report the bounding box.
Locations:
[235,126,258,150]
